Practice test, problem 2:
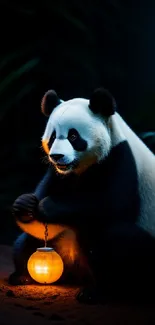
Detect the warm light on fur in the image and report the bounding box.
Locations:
[40,94,155,273]
[17,219,81,265]
[42,140,49,155]
[16,219,66,240]
[55,229,80,264]
[41,98,112,175]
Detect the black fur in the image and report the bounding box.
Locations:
[36,141,140,228]
[10,140,155,304]
[41,90,61,116]
[12,193,38,223]
[48,129,87,153]
[48,130,56,149]
[47,128,87,153]
[41,87,116,118]
[89,87,116,116]
[68,128,87,151]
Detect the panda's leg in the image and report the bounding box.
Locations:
[101,222,155,301]
[48,229,93,285]
[9,233,43,285]
[77,222,155,304]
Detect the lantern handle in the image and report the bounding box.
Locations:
[44,223,48,247]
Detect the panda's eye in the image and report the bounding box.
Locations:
[70,134,77,141]
[68,129,78,142]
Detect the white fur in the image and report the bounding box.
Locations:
[42,98,155,238]
[42,98,111,174]
[16,95,155,268]
[110,113,155,237]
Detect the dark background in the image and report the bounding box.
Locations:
[0,0,155,245]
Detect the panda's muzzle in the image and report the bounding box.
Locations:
[49,153,78,170]
[49,153,73,168]
[50,154,64,163]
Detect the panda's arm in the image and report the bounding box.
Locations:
[34,167,54,201]
[12,167,56,222]
[38,194,96,228]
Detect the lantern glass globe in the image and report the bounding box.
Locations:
[27,247,64,284]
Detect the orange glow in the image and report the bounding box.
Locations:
[42,140,49,154]
[16,219,66,240]
[35,265,48,274]
[27,247,64,284]
[56,229,79,264]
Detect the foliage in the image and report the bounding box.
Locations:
[0,0,128,112]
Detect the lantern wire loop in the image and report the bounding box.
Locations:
[44,223,48,247]
[37,247,54,252]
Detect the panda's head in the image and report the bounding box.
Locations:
[41,88,116,175]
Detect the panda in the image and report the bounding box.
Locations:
[9,88,155,304]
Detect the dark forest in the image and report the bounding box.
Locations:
[0,1,155,324]
[1,0,155,245]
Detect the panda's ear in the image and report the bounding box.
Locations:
[89,87,116,117]
[41,90,62,116]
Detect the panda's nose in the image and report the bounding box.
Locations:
[50,154,64,162]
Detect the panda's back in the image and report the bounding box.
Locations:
[113,114,155,237]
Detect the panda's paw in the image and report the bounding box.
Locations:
[8,272,34,286]
[76,286,106,305]
[12,193,39,223]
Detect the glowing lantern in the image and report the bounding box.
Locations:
[27,247,64,284]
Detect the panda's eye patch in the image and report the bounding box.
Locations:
[68,129,79,142]
[51,130,56,140]
[48,130,56,148]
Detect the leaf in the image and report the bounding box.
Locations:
[0,82,36,121]
[0,58,39,96]
[139,132,155,139]
[0,45,37,71]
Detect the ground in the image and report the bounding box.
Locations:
[0,245,155,325]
